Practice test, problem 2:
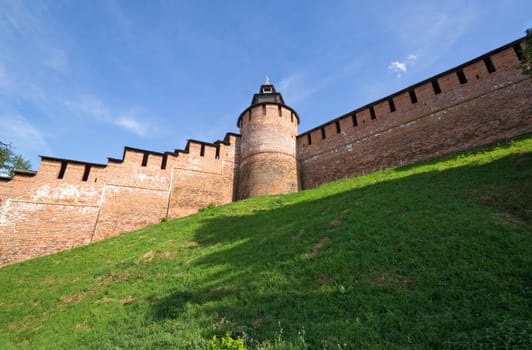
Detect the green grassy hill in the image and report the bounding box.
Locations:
[1,137,531,349]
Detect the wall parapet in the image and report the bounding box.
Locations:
[297,36,525,149]
[297,36,531,189]
[1,36,530,267]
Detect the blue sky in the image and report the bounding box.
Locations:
[1,0,531,170]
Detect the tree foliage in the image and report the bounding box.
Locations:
[0,142,32,177]
[520,28,532,78]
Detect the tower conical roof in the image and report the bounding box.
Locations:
[250,79,285,105]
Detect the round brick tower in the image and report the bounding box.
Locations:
[236,79,300,200]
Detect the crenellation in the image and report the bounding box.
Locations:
[491,46,520,71]
[372,101,386,119]
[1,36,530,266]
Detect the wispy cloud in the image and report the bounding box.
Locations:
[64,95,153,136]
[115,113,148,136]
[279,59,361,104]
[0,112,52,168]
[0,0,33,32]
[388,54,417,78]
[0,62,7,87]
[278,72,321,104]
[386,1,476,67]
[44,49,70,73]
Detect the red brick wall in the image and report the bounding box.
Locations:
[1,38,530,267]
[237,104,299,199]
[297,40,532,189]
[0,133,240,266]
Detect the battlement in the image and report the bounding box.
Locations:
[237,102,300,128]
[1,36,530,267]
[297,37,531,189]
[298,38,524,150]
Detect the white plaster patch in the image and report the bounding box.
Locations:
[32,184,99,203]
[33,184,52,201]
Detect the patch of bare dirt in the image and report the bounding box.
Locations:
[309,237,331,257]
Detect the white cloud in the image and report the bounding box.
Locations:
[64,95,109,120]
[0,113,52,169]
[388,54,417,78]
[389,61,407,73]
[386,1,475,67]
[64,95,153,136]
[114,114,147,136]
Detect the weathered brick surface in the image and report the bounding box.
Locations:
[297,43,532,189]
[0,134,240,266]
[1,38,530,266]
[237,104,298,199]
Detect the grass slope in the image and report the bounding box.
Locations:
[1,137,531,349]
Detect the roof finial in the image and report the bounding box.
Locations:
[265,75,270,85]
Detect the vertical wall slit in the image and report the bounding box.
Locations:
[82,165,91,181]
[513,43,523,60]
[215,145,220,160]
[352,113,358,127]
[432,79,442,94]
[141,153,149,167]
[369,106,376,120]
[409,90,418,104]
[200,144,205,157]
[321,127,326,139]
[388,98,396,112]
[483,56,496,73]
[457,69,467,84]
[161,154,168,169]
[58,161,67,179]
[335,120,341,133]
[307,133,312,145]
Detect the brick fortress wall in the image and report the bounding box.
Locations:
[1,37,531,266]
[0,134,240,265]
[297,39,532,189]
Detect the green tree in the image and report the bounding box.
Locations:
[519,28,532,78]
[0,142,32,177]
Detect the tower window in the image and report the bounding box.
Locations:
[352,113,358,127]
[431,79,442,94]
[335,120,341,133]
[262,105,266,116]
[215,146,220,160]
[483,56,496,73]
[409,90,418,104]
[291,112,294,123]
[388,98,396,112]
[278,105,282,117]
[200,144,205,157]
[307,133,312,145]
[321,127,326,139]
[457,69,467,84]
[369,106,376,120]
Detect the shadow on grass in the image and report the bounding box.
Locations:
[148,153,532,348]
